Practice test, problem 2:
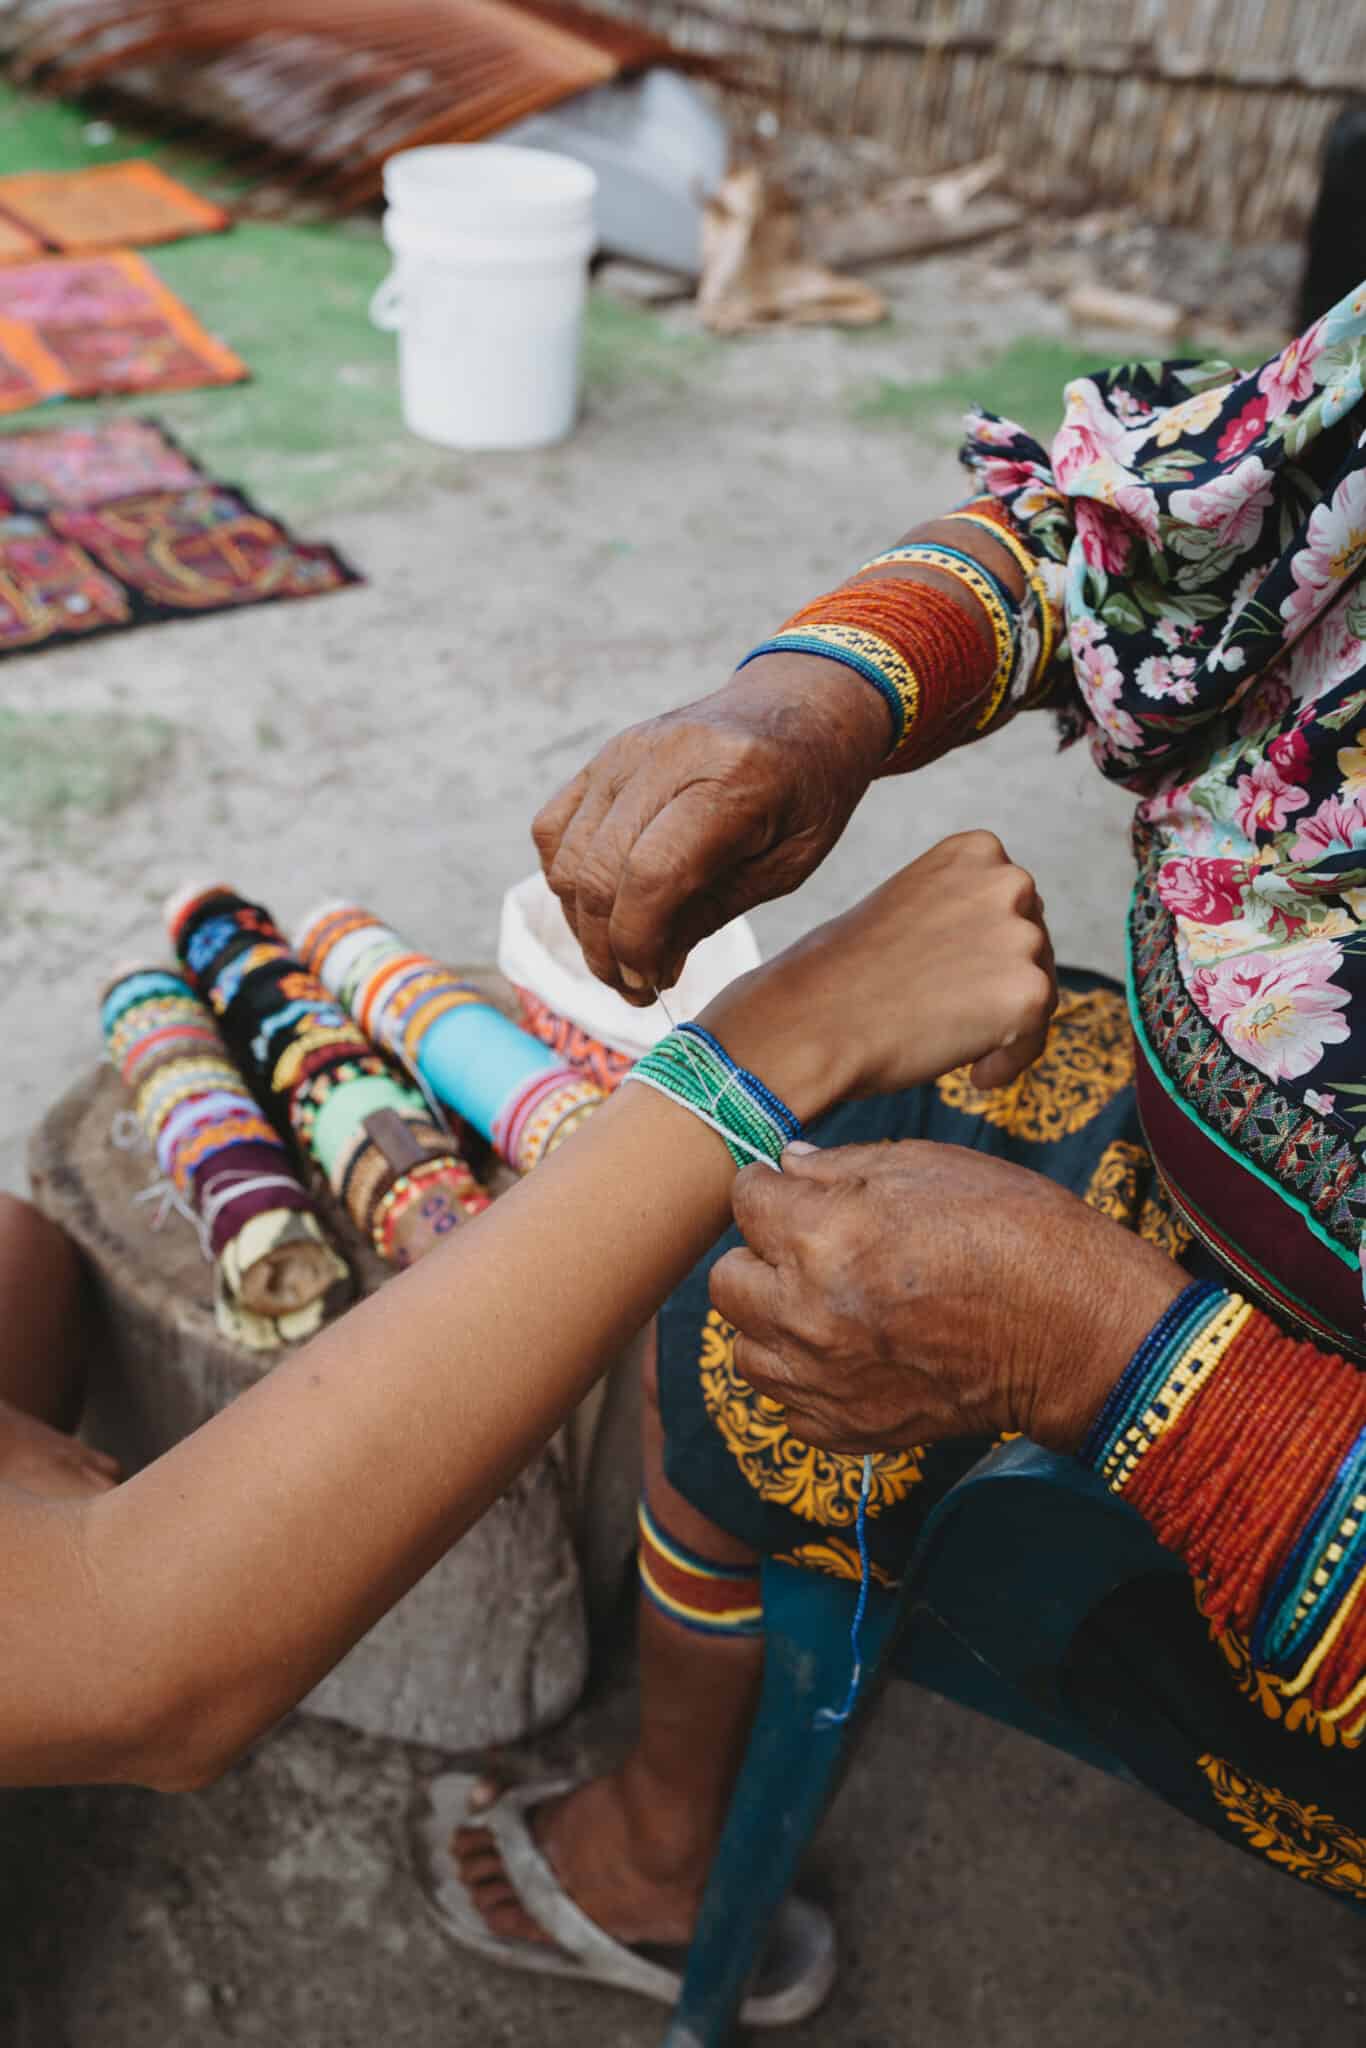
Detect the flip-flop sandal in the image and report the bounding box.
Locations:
[412,1770,837,2029]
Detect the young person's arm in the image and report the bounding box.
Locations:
[0,830,1052,1791]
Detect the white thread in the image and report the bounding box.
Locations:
[132,1176,211,1255]
[626,1071,783,1172]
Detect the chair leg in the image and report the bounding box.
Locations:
[662,1560,910,2048]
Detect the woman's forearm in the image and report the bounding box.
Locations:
[1,919,884,1789]
[9,1081,736,1789]
[736,496,1050,784]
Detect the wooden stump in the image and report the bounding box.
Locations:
[30,978,642,1753]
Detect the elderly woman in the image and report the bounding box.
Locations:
[445,276,1366,2004]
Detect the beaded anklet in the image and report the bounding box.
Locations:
[637,1498,764,1638]
[624,1019,801,1170]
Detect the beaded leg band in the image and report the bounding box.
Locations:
[637,1499,763,1638]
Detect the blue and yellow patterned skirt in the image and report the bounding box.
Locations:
[658,969,1366,1909]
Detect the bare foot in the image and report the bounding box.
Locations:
[0,1399,121,1501]
[452,1765,718,1950]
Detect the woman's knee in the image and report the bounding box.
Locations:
[0,1196,91,1425]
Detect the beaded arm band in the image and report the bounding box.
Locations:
[624,1020,801,1170]
[733,497,1060,771]
[1080,1282,1366,1732]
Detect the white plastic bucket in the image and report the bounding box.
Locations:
[371,144,598,451]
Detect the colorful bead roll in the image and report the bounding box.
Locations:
[168,885,489,1268]
[295,902,606,1173]
[102,964,350,1350]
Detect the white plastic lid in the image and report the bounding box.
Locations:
[382,144,597,231]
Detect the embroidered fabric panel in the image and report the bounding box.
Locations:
[0,419,355,658]
[1129,849,1366,1264]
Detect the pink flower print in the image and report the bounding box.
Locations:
[1139,777,1227,853]
[1112,481,1161,544]
[1215,396,1269,463]
[1257,320,1324,421]
[1111,387,1155,425]
[1234,756,1312,836]
[1280,468,1366,632]
[1267,727,1311,783]
[1187,937,1350,1081]
[1051,378,1133,490]
[1069,612,1106,656]
[1305,1088,1337,1116]
[1169,456,1276,550]
[1075,497,1132,573]
[1136,653,1199,703]
[1078,638,1142,749]
[1284,599,1366,702]
[966,409,1020,449]
[978,456,1040,495]
[1156,857,1253,923]
[1289,793,1366,861]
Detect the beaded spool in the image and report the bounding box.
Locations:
[294,901,606,1173]
[168,885,489,1269]
[102,964,350,1349]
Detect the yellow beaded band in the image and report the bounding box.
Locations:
[943,509,1062,703]
[1101,1294,1254,1495]
[860,544,1016,730]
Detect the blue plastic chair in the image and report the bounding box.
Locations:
[662,1440,1185,2047]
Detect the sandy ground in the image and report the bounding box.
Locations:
[3,253,1360,2045]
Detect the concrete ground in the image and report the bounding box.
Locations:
[0,104,1355,2041]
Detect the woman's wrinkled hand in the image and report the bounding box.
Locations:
[698,830,1059,1122]
[532,655,890,1003]
[709,1142,1187,1455]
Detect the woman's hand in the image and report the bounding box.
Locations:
[710,1142,1187,1454]
[698,831,1057,1124]
[533,654,889,1003]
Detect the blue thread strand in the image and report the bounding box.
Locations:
[815,1452,875,1730]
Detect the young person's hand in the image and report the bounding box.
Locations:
[700,831,1056,1125]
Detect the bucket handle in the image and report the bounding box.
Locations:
[370,269,403,332]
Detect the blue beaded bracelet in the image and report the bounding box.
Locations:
[1078,1279,1224,1470]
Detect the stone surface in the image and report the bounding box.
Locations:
[28,1056,613,1753]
